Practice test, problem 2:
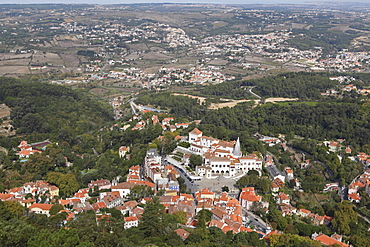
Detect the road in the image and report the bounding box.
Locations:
[163,158,199,193]
[243,209,271,233]
[248,86,261,99]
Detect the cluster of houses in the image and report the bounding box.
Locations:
[0,180,59,212]
[276,192,333,226]
[322,76,370,97]
[16,140,51,159]
[0,172,351,246]
[347,169,370,203]
[142,148,182,196]
[128,114,200,132]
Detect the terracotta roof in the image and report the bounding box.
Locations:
[348,193,361,201]
[92,201,107,211]
[174,229,190,240]
[9,187,23,193]
[209,219,225,229]
[221,225,233,233]
[111,182,137,190]
[189,128,202,135]
[0,193,15,201]
[125,200,138,209]
[128,180,155,188]
[313,233,349,247]
[124,216,138,222]
[211,207,226,219]
[298,208,311,214]
[29,203,53,211]
[59,210,75,220]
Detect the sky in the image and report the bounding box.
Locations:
[1,0,369,5]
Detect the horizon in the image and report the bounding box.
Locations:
[1,0,370,5]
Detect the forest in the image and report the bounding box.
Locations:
[0,77,113,142]
[198,72,340,100]
[201,101,370,148]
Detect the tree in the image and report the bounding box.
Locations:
[49,204,64,216]
[177,177,188,193]
[268,208,287,231]
[195,209,212,229]
[332,201,358,235]
[232,231,267,247]
[139,196,166,237]
[269,233,322,247]
[47,172,80,197]
[0,219,36,246]
[173,210,187,225]
[221,185,229,192]
[128,185,154,201]
[28,228,94,247]
[189,154,203,170]
[3,201,24,219]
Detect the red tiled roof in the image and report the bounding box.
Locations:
[0,193,15,201]
[313,233,349,247]
[174,229,190,240]
[124,216,138,222]
[189,128,202,135]
[29,203,53,211]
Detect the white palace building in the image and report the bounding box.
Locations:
[186,128,263,178]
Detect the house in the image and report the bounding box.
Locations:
[297,208,311,218]
[299,159,310,169]
[49,185,60,197]
[8,187,24,196]
[92,201,107,212]
[266,165,285,182]
[29,203,54,217]
[119,146,129,158]
[239,187,268,210]
[271,181,280,193]
[276,192,290,205]
[0,193,15,201]
[124,216,139,229]
[88,179,111,191]
[312,233,349,247]
[174,229,190,240]
[323,183,339,192]
[211,207,228,221]
[324,141,341,152]
[348,193,361,203]
[279,203,297,217]
[308,213,325,226]
[175,123,190,129]
[195,188,215,200]
[101,191,123,208]
[16,140,49,159]
[284,167,294,181]
[111,182,137,198]
[189,128,203,144]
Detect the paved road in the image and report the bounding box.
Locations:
[248,86,262,99]
[243,209,271,234]
[163,159,199,193]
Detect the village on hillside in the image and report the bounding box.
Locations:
[1,114,369,246]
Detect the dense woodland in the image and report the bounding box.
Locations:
[198,72,340,100]
[0,77,113,142]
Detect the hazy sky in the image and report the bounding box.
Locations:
[1,0,369,5]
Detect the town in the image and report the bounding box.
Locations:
[1,107,369,246]
[0,2,370,247]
